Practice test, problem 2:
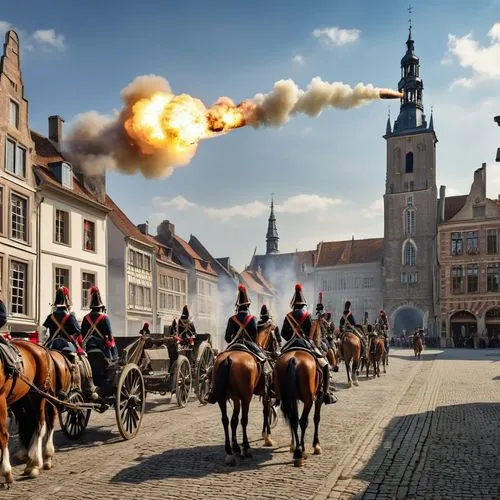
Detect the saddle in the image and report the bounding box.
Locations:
[226,341,267,363]
[0,338,23,375]
[280,337,328,369]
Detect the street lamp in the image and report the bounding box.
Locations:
[495,115,500,162]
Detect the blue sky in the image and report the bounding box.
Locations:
[2,0,500,269]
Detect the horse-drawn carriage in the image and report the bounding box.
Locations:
[59,331,215,440]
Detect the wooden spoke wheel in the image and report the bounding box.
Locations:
[115,363,145,440]
[194,342,215,404]
[58,390,91,440]
[174,355,192,408]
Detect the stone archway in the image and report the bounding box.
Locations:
[393,307,424,337]
[450,311,477,348]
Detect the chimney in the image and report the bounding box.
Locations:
[157,220,175,245]
[438,185,446,222]
[48,115,64,145]
[137,221,149,235]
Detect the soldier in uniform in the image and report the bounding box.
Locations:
[281,284,337,404]
[43,287,99,401]
[139,323,151,336]
[339,300,367,358]
[173,305,196,346]
[257,304,281,351]
[375,309,390,353]
[81,286,118,361]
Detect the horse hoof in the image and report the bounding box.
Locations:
[242,449,252,459]
[264,437,274,447]
[348,382,352,388]
[24,467,40,479]
[4,472,14,484]
[302,452,308,460]
[313,445,322,455]
[225,454,236,466]
[232,444,241,455]
[294,458,305,467]
[353,381,359,387]
[43,459,53,470]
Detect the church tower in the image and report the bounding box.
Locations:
[266,196,279,255]
[382,17,438,335]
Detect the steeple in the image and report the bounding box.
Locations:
[392,7,428,134]
[386,106,392,135]
[266,194,279,255]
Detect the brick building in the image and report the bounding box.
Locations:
[437,164,500,347]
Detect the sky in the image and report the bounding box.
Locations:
[2,0,500,270]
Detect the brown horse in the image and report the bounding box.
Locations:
[339,331,361,387]
[211,328,274,465]
[366,334,386,378]
[1,341,58,484]
[274,350,322,467]
[413,336,423,359]
[311,319,339,374]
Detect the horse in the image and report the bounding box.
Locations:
[274,348,322,467]
[211,326,275,465]
[366,332,386,378]
[1,340,58,485]
[311,319,339,374]
[374,323,389,366]
[339,331,361,387]
[413,335,423,359]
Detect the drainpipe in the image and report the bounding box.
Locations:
[35,194,44,327]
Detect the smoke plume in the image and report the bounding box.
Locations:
[63,74,401,179]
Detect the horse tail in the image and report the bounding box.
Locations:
[214,356,232,404]
[280,357,299,429]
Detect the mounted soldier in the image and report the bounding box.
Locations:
[43,287,99,401]
[205,284,272,404]
[281,284,337,404]
[173,305,196,346]
[339,300,367,359]
[81,286,118,361]
[375,309,390,353]
[257,304,281,352]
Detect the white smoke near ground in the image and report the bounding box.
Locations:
[63,74,398,179]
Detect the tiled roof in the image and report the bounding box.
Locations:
[189,236,234,278]
[443,195,468,222]
[315,238,384,267]
[31,130,103,206]
[141,233,186,270]
[250,250,316,274]
[173,235,217,277]
[240,269,274,296]
[105,195,155,247]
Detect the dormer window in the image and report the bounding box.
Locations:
[61,162,73,190]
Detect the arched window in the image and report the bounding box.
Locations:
[403,241,416,266]
[405,152,414,173]
[404,208,416,235]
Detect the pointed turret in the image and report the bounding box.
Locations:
[266,195,279,255]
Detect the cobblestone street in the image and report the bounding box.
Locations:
[3,348,499,500]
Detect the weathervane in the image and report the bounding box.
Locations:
[408,5,413,31]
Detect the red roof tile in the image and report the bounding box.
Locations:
[316,238,383,267]
[105,195,155,247]
[173,235,217,276]
[444,195,468,222]
[240,270,273,295]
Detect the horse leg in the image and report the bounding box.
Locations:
[0,395,13,486]
[345,358,352,388]
[262,396,274,447]
[366,356,370,378]
[218,398,235,466]
[299,400,312,458]
[24,397,47,478]
[312,398,322,455]
[352,357,360,386]
[241,398,252,458]
[230,399,241,456]
[42,403,57,470]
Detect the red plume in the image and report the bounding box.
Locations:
[295,283,302,291]
[89,285,99,294]
[238,284,247,292]
[62,286,70,297]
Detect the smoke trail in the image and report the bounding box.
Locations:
[63,74,400,179]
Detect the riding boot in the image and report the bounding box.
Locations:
[321,365,337,404]
[78,357,99,402]
[204,366,217,404]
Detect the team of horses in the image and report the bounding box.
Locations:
[0,322,424,487]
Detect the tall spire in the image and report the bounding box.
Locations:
[266,193,279,255]
[392,6,428,134]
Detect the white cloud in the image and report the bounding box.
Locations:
[292,54,305,65]
[33,29,66,51]
[363,198,384,219]
[312,27,361,47]
[445,23,500,87]
[0,20,66,52]
[152,193,343,222]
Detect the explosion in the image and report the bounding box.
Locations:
[63,74,402,179]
